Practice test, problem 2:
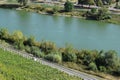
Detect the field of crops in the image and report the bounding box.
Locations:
[0,48,81,80]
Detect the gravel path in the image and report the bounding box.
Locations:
[0,44,104,80]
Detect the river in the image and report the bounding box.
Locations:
[0,8,120,53]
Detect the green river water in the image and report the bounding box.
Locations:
[0,8,120,53]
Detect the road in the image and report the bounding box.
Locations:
[0,44,104,80]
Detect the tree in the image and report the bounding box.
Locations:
[88,62,98,71]
[96,0,103,6]
[62,45,77,62]
[96,7,109,20]
[18,0,28,6]
[88,0,95,6]
[64,1,74,12]
[104,50,118,68]
[106,0,112,5]
[116,0,120,8]
[12,30,25,50]
[78,0,85,5]
[0,28,9,40]
[78,0,95,6]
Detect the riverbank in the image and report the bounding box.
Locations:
[0,28,120,80]
[0,3,120,24]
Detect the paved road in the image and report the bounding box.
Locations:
[0,44,104,80]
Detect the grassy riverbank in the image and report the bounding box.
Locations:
[0,28,120,80]
[0,48,82,80]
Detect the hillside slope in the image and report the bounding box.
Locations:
[0,48,81,80]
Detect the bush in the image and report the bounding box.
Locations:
[62,45,77,62]
[88,62,98,71]
[14,41,25,50]
[45,52,62,63]
[40,41,56,54]
[34,51,44,58]
[62,52,77,62]
[24,36,35,46]
[52,5,60,14]
[31,46,40,53]
[91,8,97,14]
[78,50,98,65]
[0,28,10,40]
[64,1,73,12]
[99,66,107,72]
[25,46,31,53]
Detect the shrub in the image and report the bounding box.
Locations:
[25,46,31,53]
[30,46,44,58]
[78,50,98,65]
[104,50,118,68]
[91,8,97,14]
[40,41,56,54]
[0,28,10,40]
[45,52,62,63]
[24,36,35,46]
[62,52,77,62]
[45,8,54,14]
[88,62,98,71]
[64,1,73,12]
[34,51,44,58]
[62,45,77,62]
[53,5,60,14]
[14,41,25,50]
[99,66,107,72]
[96,8,110,20]
[12,31,25,46]
[31,46,40,53]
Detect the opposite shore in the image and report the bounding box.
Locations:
[0,2,120,24]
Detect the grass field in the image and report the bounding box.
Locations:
[0,48,81,80]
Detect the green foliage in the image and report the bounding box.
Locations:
[18,0,28,6]
[0,48,81,80]
[12,31,25,50]
[96,50,120,74]
[14,41,25,50]
[116,0,120,7]
[62,46,77,62]
[84,7,111,20]
[0,28,9,40]
[40,41,56,54]
[78,50,98,65]
[96,0,103,6]
[0,74,6,80]
[96,8,110,20]
[104,50,118,68]
[91,8,97,13]
[87,0,95,5]
[12,30,24,42]
[78,0,85,5]
[64,1,74,12]
[88,62,98,71]
[25,45,31,53]
[99,66,107,72]
[45,52,62,63]
[24,36,35,46]
[52,5,60,14]
[30,46,44,58]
